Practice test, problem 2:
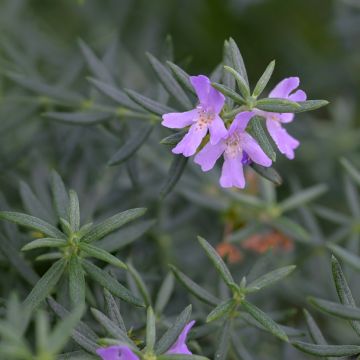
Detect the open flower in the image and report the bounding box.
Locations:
[96,321,195,360]
[162,75,227,157]
[256,77,307,159]
[195,111,272,189]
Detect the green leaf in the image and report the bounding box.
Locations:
[21,238,67,251]
[145,307,156,350]
[48,298,98,354]
[211,82,245,104]
[160,155,188,199]
[242,300,288,342]
[23,259,66,312]
[125,89,174,116]
[88,77,142,111]
[197,236,235,287]
[308,296,360,320]
[303,309,328,347]
[228,38,249,85]
[127,262,151,306]
[90,308,132,345]
[255,98,300,113]
[206,299,235,323]
[279,184,327,212]
[160,130,188,146]
[6,72,83,104]
[253,60,275,98]
[166,61,195,95]
[293,100,329,113]
[44,111,111,125]
[68,190,80,232]
[80,243,127,269]
[78,39,113,83]
[0,234,39,285]
[81,208,147,243]
[223,189,264,208]
[327,244,360,272]
[104,288,126,331]
[147,53,192,109]
[341,157,360,186]
[155,305,192,354]
[154,272,175,314]
[272,217,310,243]
[331,256,360,336]
[82,259,143,307]
[47,305,85,354]
[292,342,360,357]
[224,66,250,99]
[250,164,283,186]
[222,41,235,107]
[107,124,154,166]
[96,219,155,253]
[19,181,53,223]
[0,211,65,239]
[69,255,86,308]
[214,319,231,360]
[246,265,296,293]
[51,170,69,221]
[170,265,219,306]
[247,116,276,162]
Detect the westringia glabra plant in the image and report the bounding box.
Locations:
[0,171,147,311]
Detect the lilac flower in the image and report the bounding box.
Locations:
[96,321,195,360]
[195,111,272,189]
[166,320,195,355]
[162,75,227,157]
[256,77,307,160]
[96,345,139,360]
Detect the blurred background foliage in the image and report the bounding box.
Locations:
[0,0,360,359]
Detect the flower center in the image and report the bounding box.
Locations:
[225,132,243,158]
[195,105,215,130]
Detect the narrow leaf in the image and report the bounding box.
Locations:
[155,272,175,314]
[44,111,111,125]
[23,259,66,312]
[22,238,67,251]
[69,255,86,308]
[206,299,235,323]
[104,288,126,331]
[0,211,65,239]
[81,208,147,243]
[242,300,288,342]
[108,124,154,166]
[292,342,360,357]
[211,82,245,104]
[293,100,329,113]
[328,244,360,272]
[228,38,248,85]
[170,265,219,306]
[214,320,231,360]
[250,164,282,186]
[197,236,235,287]
[255,98,300,113]
[146,307,156,350]
[51,170,69,221]
[68,190,80,232]
[166,61,195,95]
[127,262,151,306]
[224,66,250,98]
[82,260,143,307]
[253,60,275,98]
[341,157,360,186]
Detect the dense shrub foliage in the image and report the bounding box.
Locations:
[0,1,360,359]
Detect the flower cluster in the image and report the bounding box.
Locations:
[162,75,306,188]
[97,321,195,360]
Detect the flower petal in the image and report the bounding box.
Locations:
[172,124,207,157]
[242,133,272,167]
[162,109,198,129]
[266,119,299,160]
[209,115,227,144]
[166,321,195,355]
[194,141,225,171]
[96,346,139,360]
[220,154,245,188]
[269,77,300,99]
[228,111,255,135]
[190,75,211,106]
[288,89,307,102]
[190,75,224,113]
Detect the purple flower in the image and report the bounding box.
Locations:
[166,320,195,355]
[195,111,272,189]
[96,321,195,360]
[162,75,227,157]
[256,77,307,160]
[96,345,139,360]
